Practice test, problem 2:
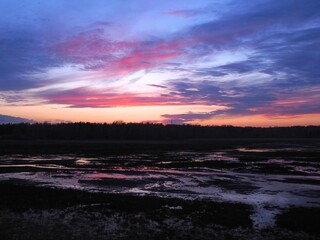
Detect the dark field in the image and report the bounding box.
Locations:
[0,139,319,239]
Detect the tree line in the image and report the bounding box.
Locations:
[0,122,319,140]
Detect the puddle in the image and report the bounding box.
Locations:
[0,144,319,228]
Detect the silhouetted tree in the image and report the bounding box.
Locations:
[0,123,319,140]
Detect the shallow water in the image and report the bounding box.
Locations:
[0,143,319,229]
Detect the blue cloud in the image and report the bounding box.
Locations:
[0,0,319,123]
[160,0,320,120]
[0,114,34,124]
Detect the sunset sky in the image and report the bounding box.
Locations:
[0,0,319,126]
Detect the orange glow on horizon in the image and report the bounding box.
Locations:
[1,104,319,127]
[198,113,320,127]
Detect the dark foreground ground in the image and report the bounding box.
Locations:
[0,139,319,239]
[0,181,319,240]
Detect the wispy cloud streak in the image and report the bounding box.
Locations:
[0,0,319,124]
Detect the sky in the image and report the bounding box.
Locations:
[0,0,319,126]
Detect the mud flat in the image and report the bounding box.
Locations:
[0,181,319,240]
[0,139,319,239]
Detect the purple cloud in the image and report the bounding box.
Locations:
[0,0,319,123]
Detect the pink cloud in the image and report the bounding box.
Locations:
[274,97,320,106]
[107,51,181,76]
[102,38,196,76]
[163,10,200,18]
[54,32,135,61]
[43,87,193,108]
[53,28,195,77]
[248,96,320,117]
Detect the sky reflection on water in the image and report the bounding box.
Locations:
[0,145,319,228]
